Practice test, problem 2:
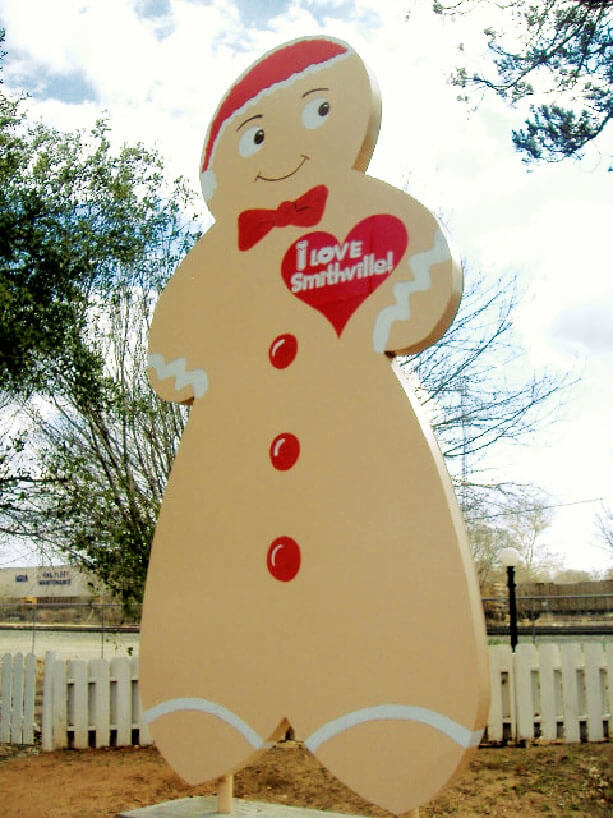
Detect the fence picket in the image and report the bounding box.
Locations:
[538,643,559,740]
[68,660,89,749]
[515,644,538,740]
[131,656,153,746]
[90,658,110,748]
[42,652,56,751]
[0,653,12,742]
[52,658,67,749]
[560,644,582,742]
[111,657,132,746]
[486,644,509,741]
[607,644,613,738]
[22,653,36,745]
[10,652,24,743]
[584,643,604,742]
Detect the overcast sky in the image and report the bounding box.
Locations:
[1,0,611,573]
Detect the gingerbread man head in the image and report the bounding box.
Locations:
[200,37,381,219]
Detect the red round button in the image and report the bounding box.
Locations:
[268,334,297,369]
[270,433,300,471]
[267,537,300,582]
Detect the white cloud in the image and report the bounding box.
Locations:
[551,304,613,356]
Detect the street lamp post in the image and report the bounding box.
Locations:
[500,547,521,652]
[500,546,522,744]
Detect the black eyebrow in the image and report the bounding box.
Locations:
[236,114,263,132]
[302,87,328,98]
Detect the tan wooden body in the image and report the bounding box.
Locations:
[140,43,489,816]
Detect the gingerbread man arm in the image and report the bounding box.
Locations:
[365,182,462,357]
[147,233,221,405]
[147,353,207,405]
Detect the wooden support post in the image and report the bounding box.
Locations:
[217,774,233,814]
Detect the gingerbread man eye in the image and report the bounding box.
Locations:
[301,97,330,130]
[239,126,265,157]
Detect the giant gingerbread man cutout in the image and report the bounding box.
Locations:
[140,37,489,815]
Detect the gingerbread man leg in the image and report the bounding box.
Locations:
[309,720,478,816]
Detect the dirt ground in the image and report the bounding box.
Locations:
[1,740,611,818]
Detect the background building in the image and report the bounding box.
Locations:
[0,565,120,625]
[0,565,106,602]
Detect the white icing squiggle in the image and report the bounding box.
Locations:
[305,704,483,751]
[143,697,264,749]
[147,353,208,399]
[372,228,449,353]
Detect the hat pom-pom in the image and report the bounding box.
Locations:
[200,169,217,202]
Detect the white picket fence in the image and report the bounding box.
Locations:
[41,652,153,750]
[0,652,36,745]
[0,651,153,750]
[488,642,613,743]
[1,644,612,750]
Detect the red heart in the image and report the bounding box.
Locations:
[281,215,408,337]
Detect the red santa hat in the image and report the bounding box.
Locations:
[200,37,351,201]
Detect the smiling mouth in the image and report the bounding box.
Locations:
[256,155,308,182]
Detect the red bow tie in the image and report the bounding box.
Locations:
[238,185,328,251]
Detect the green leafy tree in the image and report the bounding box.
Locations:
[1,29,197,393]
[0,35,201,603]
[432,0,612,163]
[1,288,190,606]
